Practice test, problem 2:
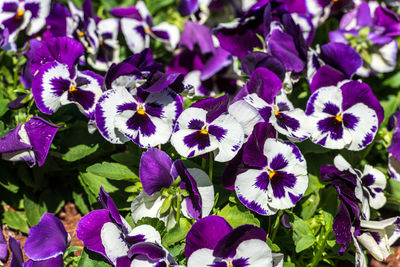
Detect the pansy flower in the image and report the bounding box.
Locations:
[355,217,400,264]
[111,1,179,54]
[332,155,386,220]
[167,21,237,96]
[229,67,310,141]
[31,37,103,118]
[329,1,400,76]
[320,158,362,253]
[131,148,214,229]
[305,80,384,150]
[185,215,282,267]
[0,0,50,43]
[171,94,244,162]
[234,131,308,216]
[77,187,175,266]
[0,116,59,167]
[9,213,70,266]
[95,84,183,147]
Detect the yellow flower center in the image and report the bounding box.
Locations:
[77,31,85,37]
[68,85,78,93]
[335,114,343,122]
[265,167,276,179]
[199,127,208,135]
[273,105,280,116]
[137,104,146,115]
[145,27,152,33]
[99,40,104,46]
[226,259,233,267]
[15,9,24,19]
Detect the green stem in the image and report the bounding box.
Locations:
[209,152,214,182]
[176,189,182,223]
[201,158,206,170]
[387,196,400,206]
[270,211,283,242]
[310,230,332,267]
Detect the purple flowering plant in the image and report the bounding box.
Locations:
[1,0,400,266]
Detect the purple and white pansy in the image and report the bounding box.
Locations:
[10,213,70,266]
[77,187,177,266]
[95,86,183,147]
[332,155,386,220]
[235,135,308,216]
[131,148,214,230]
[0,0,50,43]
[31,37,103,118]
[229,67,310,141]
[355,217,400,265]
[388,110,400,181]
[185,215,282,267]
[305,80,384,150]
[329,1,400,76]
[171,94,244,162]
[113,1,180,54]
[0,116,59,167]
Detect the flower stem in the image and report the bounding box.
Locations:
[270,211,283,242]
[176,189,182,223]
[201,158,206,170]
[310,230,332,267]
[209,152,214,182]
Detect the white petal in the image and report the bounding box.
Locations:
[151,22,180,50]
[187,248,215,267]
[187,168,214,218]
[357,232,389,262]
[344,103,378,151]
[101,222,129,265]
[389,153,400,181]
[234,239,272,267]
[25,0,50,36]
[121,18,149,54]
[362,165,386,209]
[127,224,161,244]
[95,88,133,144]
[370,40,397,74]
[228,100,263,140]
[210,114,244,162]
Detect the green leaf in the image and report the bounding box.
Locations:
[291,216,316,253]
[62,144,99,162]
[217,203,260,228]
[78,248,112,267]
[72,191,90,215]
[162,218,191,246]
[0,99,9,118]
[145,0,175,15]
[136,217,166,235]
[78,172,119,197]
[24,194,48,227]
[2,210,29,233]
[300,193,320,220]
[303,174,324,197]
[0,174,19,193]
[266,238,280,252]
[159,195,173,214]
[87,162,138,181]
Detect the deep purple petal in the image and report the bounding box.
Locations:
[270,171,297,199]
[320,42,362,78]
[104,63,141,90]
[0,124,32,154]
[317,117,344,141]
[185,215,233,259]
[24,117,59,167]
[139,148,174,195]
[178,0,199,16]
[76,209,113,259]
[127,242,166,260]
[24,213,69,261]
[213,225,266,259]
[31,37,84,75]
[110,6,141,19]
[98,186,123,228]
[180,21,213,53]
[9,237,23,267]
[191,94,229,123]
[243,122,275,167]
[221,148,245,190]
[174,160,202,220]
[241,52,286,81]
[333,202,352,253]
[247,68,282,104]
[0,228,7,262]
[340,81,384,124]
[310,65,347,93]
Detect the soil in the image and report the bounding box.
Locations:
[1,203,82,266]
[371,247,400,267]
